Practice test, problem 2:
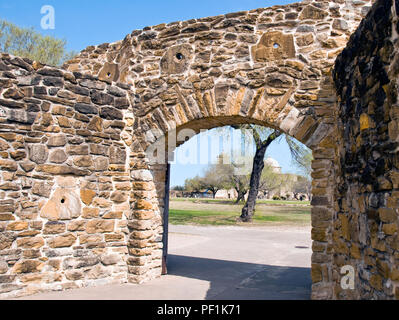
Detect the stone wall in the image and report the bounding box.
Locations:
[62,0,371,299]
[1,0,394,300]
[333,0,399,299]
[0,55,133,298]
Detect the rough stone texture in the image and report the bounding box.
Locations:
[333,0,399,300]
[1,0,395,300]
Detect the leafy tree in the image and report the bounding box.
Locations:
[222,124,311,222]
[294,148,313,178]
[292,175,311,201]
[201,162,231,198]
[258,164,284,197]
[0,19,76,66]
[184,176,204,196]
[172,186,185,191]
[215,152,252,204]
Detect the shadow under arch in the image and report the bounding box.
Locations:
[167,255,311,300]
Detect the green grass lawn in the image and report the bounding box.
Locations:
[171,197,310,206]
[169,199,311,226]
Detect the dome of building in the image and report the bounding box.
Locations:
[264,157,282,173]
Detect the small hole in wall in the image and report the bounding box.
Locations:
[107,72,112,78]
[273,43,280,49]
[61,198,65,204]
[176,53,184,60]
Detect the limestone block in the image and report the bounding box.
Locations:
[251,31,295,62]
[160,44,193,74]
[28,144,48,164]
[40,188,81,221]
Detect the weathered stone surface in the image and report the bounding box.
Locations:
[87,116,103,132]
[47,135,67,147]
[49,149,68,164]
[86,220,114,234]
[0,232,16,250]
[73,156,93,167]
[82,207,99,219]
[300,5,328,20]
[0,0,385,301]
[109,146,126,164]
[100,254,120,266]
[7,109,37,124]
[75,103,98,114]
[43,222,66,234]
[98,63,120,82]
[99,107,123,120]
[80,189,96,206]
[36,164,90,176]
[110,191,128,203]
[160,44,193,74]
[0,259,7,274]
[47,234,77,248]
[17,237,45,249]
[40,188,81,221]
[28,144,48,164]
[0,160,17,171]
[32,181,52,197]
[252,31,295,62]
[6,221,28,231]
[12,260,44,273]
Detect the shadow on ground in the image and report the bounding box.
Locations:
[167,255,311,300]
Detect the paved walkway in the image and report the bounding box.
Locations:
[15,224,312,300]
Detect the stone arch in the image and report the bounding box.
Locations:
[126,68,339,298]
[5,0,397,300]
[63,0,370,299]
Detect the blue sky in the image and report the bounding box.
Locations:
[0,0,294,52]
[0,0,304,187]
[171,129,307,187]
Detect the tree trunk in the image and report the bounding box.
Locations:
[212,190,217,199]
[239,130,282,222]
[239,142,268,222]
[235,191,246,204]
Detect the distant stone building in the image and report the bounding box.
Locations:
[215,188,237,199]
[264,157,282,173]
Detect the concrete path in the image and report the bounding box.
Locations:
[14,224,312,300]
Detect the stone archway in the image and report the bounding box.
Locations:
[135,110,336,299]
[63,0,372,300]
[6,0,399,300]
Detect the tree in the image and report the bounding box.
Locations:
[184,176,204,197]
[0,19,77,66]
[258,164,284,198]
[238,127,281,221]
[294,149,313,178]
[216,152,252,204]
[201,162,230,198]
[172,186,185,191]
[292,176,311,201]
[224,124,311,222]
